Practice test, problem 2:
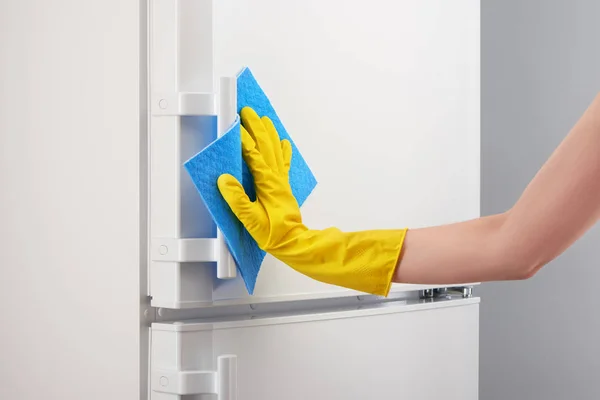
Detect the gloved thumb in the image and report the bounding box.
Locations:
[217,174,257,226]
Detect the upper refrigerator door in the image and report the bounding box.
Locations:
[148,0,480,309]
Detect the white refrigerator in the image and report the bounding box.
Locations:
[0,0,481,399]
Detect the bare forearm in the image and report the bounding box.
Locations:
[394,93,600,284]
[393,213,510,284]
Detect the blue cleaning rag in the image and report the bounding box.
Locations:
[184,67,317,294]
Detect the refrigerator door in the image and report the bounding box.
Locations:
[150,296,480,400]
[148,0,481,309]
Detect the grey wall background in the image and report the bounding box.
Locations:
[480,1,600,399]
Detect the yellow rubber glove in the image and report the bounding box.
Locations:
[217,107,408,296]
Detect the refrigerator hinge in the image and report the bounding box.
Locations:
[152,355,237,399]
[419,286,473,299]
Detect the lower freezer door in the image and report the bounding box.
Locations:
[150,297,479,400]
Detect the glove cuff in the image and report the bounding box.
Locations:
[271,227,409,297]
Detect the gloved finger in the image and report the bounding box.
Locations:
[217,174,258,228]
[281,139,292,174]
[241,126,270,181]
[261,116,284,173]
[241,107,277,170]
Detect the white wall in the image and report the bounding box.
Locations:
[0,1,144,399]
[480,0,600,399]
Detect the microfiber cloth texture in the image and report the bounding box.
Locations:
[184,66,317,294]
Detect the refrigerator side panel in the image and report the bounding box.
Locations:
[0,1,146,399]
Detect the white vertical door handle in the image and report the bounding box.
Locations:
[216,77,238,280]
[218,354,238,400]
